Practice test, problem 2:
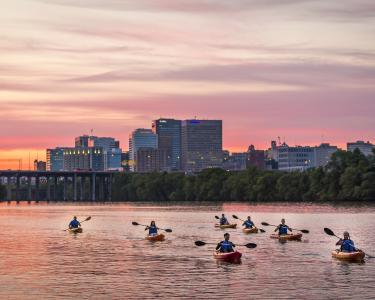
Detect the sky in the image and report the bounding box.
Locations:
[1,0,375,169]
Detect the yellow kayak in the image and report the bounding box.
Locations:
[145,234,165,242]
[242,227,259,234]
[331,250,365,262]
[270,233,302,241]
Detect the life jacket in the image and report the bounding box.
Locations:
[148,225,158,235]
[279,224,288,235]
[219,240,234,253]
[69,219,80,228]
[243,220,254,228]
[341,239,356,252]
[220,217,228,225]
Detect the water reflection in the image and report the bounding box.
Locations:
[0,202,373,299]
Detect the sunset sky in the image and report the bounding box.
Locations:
[1,0,375,169]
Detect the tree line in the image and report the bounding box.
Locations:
[1,149,374,202]
[112,149,375,202]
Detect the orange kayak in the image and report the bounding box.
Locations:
[331,250,365,262]
[213,251,242,263]
[69,227,83,234]
[242,227,259,234]
[145,234,165,242]
[270,233,302,241]
[215,224,237,229]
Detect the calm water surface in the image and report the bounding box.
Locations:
[0,202,374,299]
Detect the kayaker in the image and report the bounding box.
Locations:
[336,231,357,252]
[216,233,236,253]
[242,216,255,229]
[69,216,81,229]
[220,214,229,225]
[274,218,292,235]
[145,221,158,236]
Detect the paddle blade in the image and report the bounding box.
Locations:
[195,241,206,246]
[132,221,139,226]
[84,216,91,221]
[215,216,220,219]
[259,229,266,233]
[232,215,239,219]
[244,243,257,249]
[300,229,309,234]
[164,229,172,233]
[324,228,335,236]
[261,222,270,226]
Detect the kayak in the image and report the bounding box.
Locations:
[331,250,365,262]
[213,251,242,263]
[69,227,83,234]
[270,233,302,241]
[242,227,259,234]
[145,234,165,242]
[215,224,237,229]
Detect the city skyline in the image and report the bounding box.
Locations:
[1,0,375,168]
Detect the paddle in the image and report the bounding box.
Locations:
[64,216,91,231]
[215,215,220,219]
[261,222,309,234]
[232,215,266,233]
[324,227,374,258]
[131,221,173,233]
[195,240,257,249]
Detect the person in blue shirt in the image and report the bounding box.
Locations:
[242,216,255,229]
[220,214,229,225]
[336,231,357,252]
[69,216,81,229]
[274,218,292,235]
[216,233,235,253]
[145,221,158,236]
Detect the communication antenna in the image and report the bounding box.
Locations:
[90,128,94,136]
[277,136,281,145]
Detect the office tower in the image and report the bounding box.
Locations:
[46,147,65,171]
[75,135,89,147]
[152,118,182,171]
[181,119,223,173]
[62,147,104,171]
[347,141,375,156]
[136,148,169,173]
[129,129,158,171]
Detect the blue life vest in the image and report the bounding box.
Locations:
[148,225,158,235]
[219,240,234,253]
[69,219,80,228]
[220,217,228,225]
[341,239,356,252]
[279,224,288,235]
[243,220,254,229]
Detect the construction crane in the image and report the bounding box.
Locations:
[0,159,22,170]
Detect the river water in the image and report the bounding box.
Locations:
[0,202,374,299]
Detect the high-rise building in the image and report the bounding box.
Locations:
[129,129,158,171]
[75,135,89,147]
[347,141,374,156]
[63,147,104,171]
[46,147,65,171]
[136,147,169,173]
[152,118,182,171]
[181,119,223,173]
[314,143,338,167]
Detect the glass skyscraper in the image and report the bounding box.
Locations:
[152,118,181,171]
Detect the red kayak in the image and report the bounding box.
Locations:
[213,251,242,263]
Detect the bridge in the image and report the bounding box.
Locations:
[0,170,115,202]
